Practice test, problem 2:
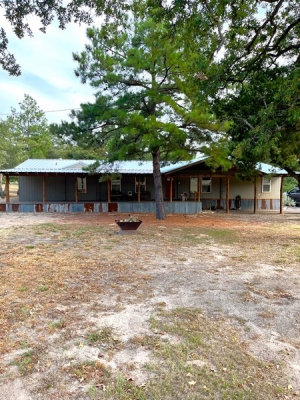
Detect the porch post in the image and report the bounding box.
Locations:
[226,175,229,213]
[254,176,257,214]
[75,177,78,202]
[107,180,111,203]
[0,173,3,198]
[43,175,46,202]
[197,176,201,202]
[5,175,10,204]
[280,176,283,214]
[170,177,173,202]
[138,177,141,202]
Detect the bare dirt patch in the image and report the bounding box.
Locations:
[1,211,300,399]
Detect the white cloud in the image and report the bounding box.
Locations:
[0,13,100,124]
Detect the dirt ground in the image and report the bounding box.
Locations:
[1,210,300,399]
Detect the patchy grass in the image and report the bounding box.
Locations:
[1,213,300,399]
[11,349,40,376]
[63,360,110,383]
[48,320,65,330]
[103,308,289,400]
[86,327,114,345]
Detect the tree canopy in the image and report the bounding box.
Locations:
[0,94,104,167]
[71,6,226,219]
[163,0,300,74]
[213,64,300,181]
[162,0,300,179]
[2,0,299,193]
[0,94,56,165]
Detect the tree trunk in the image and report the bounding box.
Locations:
[152,150,166,220]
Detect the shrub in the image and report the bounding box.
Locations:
[283,192,295,207]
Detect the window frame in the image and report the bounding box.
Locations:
[201,177,211,193]
[262,177,271,193]
[77,177,87,193]
[111,177,122,193]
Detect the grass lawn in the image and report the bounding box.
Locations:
[0,212,300,399]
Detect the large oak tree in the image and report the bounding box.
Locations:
[213,65,300,183]
[166,0,300,179]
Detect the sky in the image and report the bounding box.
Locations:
[0,14,99,124]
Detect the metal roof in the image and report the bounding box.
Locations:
[96,160,153,174]
[0,159,96,174]
[160,156,209,174]
[255,163,288,175]
[0,159,154,174]
[0,158,208,175]
[0,158,289,175]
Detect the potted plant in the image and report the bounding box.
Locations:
[115,216,142,235]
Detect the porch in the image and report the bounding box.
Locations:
[0,158,287,214]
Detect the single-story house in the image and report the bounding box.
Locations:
[0,157,288,214]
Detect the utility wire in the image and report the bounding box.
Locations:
[0,108,81,117]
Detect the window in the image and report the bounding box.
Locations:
[190,177,198,193]
[77,177,87,193]
[135,176,146,192]
[262,177,271,193]
[201,177,211,193]
[111,177,121,193]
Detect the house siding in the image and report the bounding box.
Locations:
[46,176,68,202]
[19,176,43,202]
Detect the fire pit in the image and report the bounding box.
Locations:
[115,217,142,235]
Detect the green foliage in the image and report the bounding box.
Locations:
[73,11,224,160]
[0,94,105,167]
[0,118,23,169]
[213,66,300,179]
[9,94,49,136]
[283,177,298,193]
[49,116,109,160]
[166,1,300,179]
[72,7,228,218]
[283,193,296,207]
[0,94,58,166]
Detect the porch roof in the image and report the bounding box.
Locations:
[0,157,289,176]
